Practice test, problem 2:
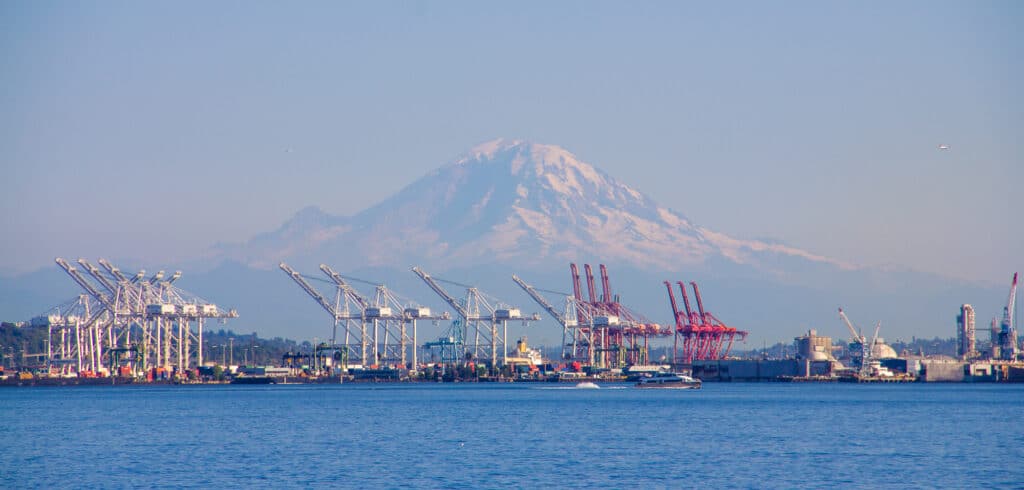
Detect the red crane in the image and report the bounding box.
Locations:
[567,263,672,367]
[676,281,701,327]
[665,279,748,364]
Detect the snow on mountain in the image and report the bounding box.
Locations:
[3,140,999,344]
[214,139,854,276]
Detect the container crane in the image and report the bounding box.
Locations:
[665,280,747,364]
[54,258,234,376]
[280,262,369,369]
[413,267,535,367]
[512,274,593,364]
[55,258,120,371]
[664,281,689,364]
[326,267,449,369]
[318,264,374,365]
[568,263,670,367]
[374,283,451,370]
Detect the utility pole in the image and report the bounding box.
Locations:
[228,338,234,366]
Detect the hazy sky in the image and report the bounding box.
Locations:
[2,1,1021,283]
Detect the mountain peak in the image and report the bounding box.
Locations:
[453,139,622,199]
[218,140,854,275]
[458,138,524,163]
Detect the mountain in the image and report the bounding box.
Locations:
[0,140,1008,347]
[216,139,851,279]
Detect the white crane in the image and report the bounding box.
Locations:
[838,307,869,373]
[512,274,593,364]
[55,258,235,375]
[413,267,537,367]
[323,265,449,369]
[280,262,368,370]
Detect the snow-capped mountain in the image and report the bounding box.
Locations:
[218,139,853,276]
[2,139,1003,345]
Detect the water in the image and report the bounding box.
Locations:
[2,383,1022,489]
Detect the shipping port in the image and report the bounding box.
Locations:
[2,260,1022,385]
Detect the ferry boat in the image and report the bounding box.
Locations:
[635,372,701,389]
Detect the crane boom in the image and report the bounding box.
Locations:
[570,264,583,302]
[690,282,709,323]
[279,262,339,319]
[513,274,570,327]
[1004,272,1018,329]
[867,321,882,360]
[838,308,864,342]
[676,282,699,326]
[600,264,612,304]
[664,281,683,326]
[55,258,116,312]
[167,271,182,285]
[570,264,586,324]
[148,271,165,284]
[77,258,118,295]
[319,264,370,309]
[584,264,597,305]
[97,258,131,284]
[412,267,470,319]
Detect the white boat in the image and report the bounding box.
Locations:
[635,372,701,389]
[575,381,600,389]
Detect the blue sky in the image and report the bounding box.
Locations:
[1,1,1021,283]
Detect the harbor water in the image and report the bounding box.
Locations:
[2,383,1022,488]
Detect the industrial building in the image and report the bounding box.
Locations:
[957,304,976,359]
[794,329,834,361]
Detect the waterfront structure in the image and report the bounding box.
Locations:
[281,262,449,371]
[43,258,238,377]
[664,280,747,365]
[413,267,538,367]
[957,304,976,360]
[794,329,834,361]
[994,273,1018,361]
